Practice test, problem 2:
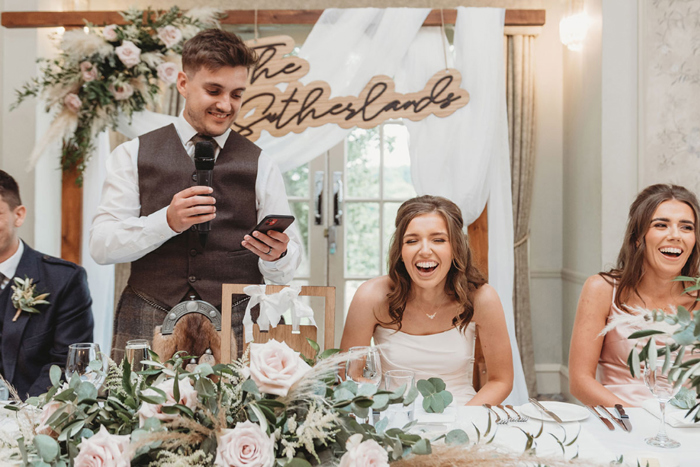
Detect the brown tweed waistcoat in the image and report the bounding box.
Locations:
[128,124,264,308]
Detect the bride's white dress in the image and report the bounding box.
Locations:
[373,322,477,405]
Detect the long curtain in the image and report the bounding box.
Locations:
[395,8,528,404]
[507,33,538,397]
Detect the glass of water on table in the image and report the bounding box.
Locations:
[346,346,382,424]
[65,343,108,390]
[380,369,416,429]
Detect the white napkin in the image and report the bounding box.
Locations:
[641,398,700,428]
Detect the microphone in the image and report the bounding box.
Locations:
[194,140,216,247]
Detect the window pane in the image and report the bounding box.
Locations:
[383,124,416,199]
[289,201,310,277]
[345,202,380,276]
[283,163,309,198]
[383,202,402,275]
[346,127,380,198]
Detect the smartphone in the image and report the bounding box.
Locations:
[249,215,295,236]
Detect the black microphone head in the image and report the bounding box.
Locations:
[194,141,216,170]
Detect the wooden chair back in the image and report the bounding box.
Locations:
[468,207,488,391]
[220,284,335,363]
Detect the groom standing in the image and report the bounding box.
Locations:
[0,171,94,399]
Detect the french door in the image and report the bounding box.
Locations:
[282,122,416,346]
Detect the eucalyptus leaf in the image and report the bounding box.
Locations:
[403,386,419,406]
[411,438,431,455]
[427,377,446,392]
[50,365,62,387]
[631,349,641,378]
[357,383,377,397]
[670,387,697,409]
[677,306,691,325]
[33,434,59,463]
[374,416,389,434]
[242,378,260,395]
[416,379,435,396]
[307,338,321,354]
[77,381,98,402]
[648,342,657,371]
[673,325,697,345]
[445,429,469,445]
[283,459,313,467]
[372,394,390,410]
[628,329,666,339]
[333,388,355,402]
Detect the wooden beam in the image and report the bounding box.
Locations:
[61,167,82,265]
[2,9,545,29]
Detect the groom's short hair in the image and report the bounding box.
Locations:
[182,29,258,75]
[0,170,22,209]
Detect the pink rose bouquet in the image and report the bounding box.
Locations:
[64,93,82,113]
[80,61,98,82]
[157,25,183,49]
[137,377,198,425]
[102,24,118,42]
[156,62,179,85]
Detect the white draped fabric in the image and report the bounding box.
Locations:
[80,7,527,403]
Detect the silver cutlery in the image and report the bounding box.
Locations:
[483,403,507,424]
[614,404,632,432]
[528,397,563,423]
[597,405,628,432]
[586,405,614,430]
[506,404,529,422]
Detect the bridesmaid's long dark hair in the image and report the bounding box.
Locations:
[600,184,700,312]
[385,195,486,332]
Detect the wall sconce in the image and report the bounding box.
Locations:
[559,2,589,51]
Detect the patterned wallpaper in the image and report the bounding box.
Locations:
[643,0,700,192]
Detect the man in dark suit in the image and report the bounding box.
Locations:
[0,171,93,399]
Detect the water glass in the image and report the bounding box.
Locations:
[643,357,681,448]
[381,369,416,429]
[346,346,382,424]
[66,343,107,390]
[125,339,150,372]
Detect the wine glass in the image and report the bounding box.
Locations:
[346,346,382,423]
[125,339,151,373]
[65,343,107,390]
[643,357,681,448]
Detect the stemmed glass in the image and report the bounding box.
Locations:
[345,346,382,423]
[643,357,681,448]
[65,343,108,390]
[125,339,151,373]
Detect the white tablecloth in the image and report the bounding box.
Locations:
[415,406,700,467]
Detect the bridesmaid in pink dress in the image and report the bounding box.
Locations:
[569,184,700,407]
[340,195,513,406]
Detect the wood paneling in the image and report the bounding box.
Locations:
[467,207,488,390]
[61,168,82,264]
[2,9,545,29]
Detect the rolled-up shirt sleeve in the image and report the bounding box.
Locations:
[256,151,303,285]
[89,138,177,265]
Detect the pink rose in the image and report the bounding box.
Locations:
[156,62,179,85]
[157,26,183,49]
[338,434,389,467]
[115,41,141,68]
[108,82,134,101]
[103,24,118,42]
[75,425,131,467]
[36,401,68,437]
[249,339,311,397]
[80,61,98,82]
[137,377,198,426]
[214,421,274,467]
[64,93,82,113]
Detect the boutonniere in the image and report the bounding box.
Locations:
[11,276,50,322]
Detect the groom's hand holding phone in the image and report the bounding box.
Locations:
[242,215,295,261]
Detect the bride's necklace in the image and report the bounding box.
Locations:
[418,299,454,320]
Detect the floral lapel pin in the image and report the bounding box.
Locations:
[11,276,50,322]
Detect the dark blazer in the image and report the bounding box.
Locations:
[0,243,94,399]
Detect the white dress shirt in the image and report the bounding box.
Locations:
[0,240,24,290]
[89,114,301,285]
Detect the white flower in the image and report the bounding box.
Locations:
[249,339,311,397]
[139,52,164,69]
[80,61,98,82]
[75,425,131,467]
[102,24,118,42]
[115,41,141,68]
[156,62,179,84]
[338,434,389,467]
[108,82,134,101]
[157,26,183,49]
[214,421,274,467]
[185,7,222,28]
[64,93,82,113]
[180,24,202,41]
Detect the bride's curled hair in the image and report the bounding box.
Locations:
[386,195,486,332]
